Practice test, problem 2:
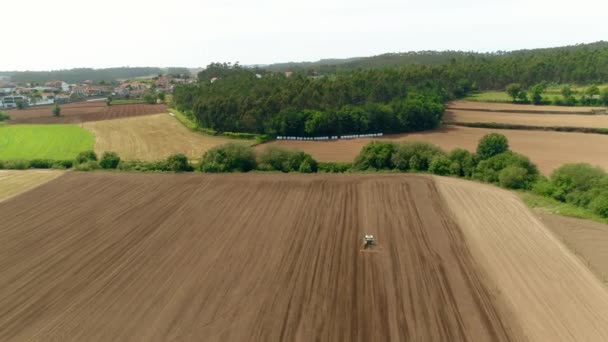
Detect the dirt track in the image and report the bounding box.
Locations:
[0,173,521,341]
[263,126,608,174]
[6,102,167,124]
[82,114,249,161]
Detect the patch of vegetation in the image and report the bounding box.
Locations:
[520,192,608,224]
[99,152,121,169]
[318,162,353,173]
[0,112,10,121]
[0,125,94,160]
[257,147,318,173]
[111,99,145,105]
[199,143,256,172]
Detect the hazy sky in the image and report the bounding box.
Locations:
[3,0,607,70]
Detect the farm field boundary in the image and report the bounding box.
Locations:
[445,122,608,135]
[449,100,606,114]
[0,170,64,202]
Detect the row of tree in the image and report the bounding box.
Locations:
[506,83,608,106]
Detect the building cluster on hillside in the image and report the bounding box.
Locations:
[0,74,191,109]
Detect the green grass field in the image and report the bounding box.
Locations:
[465,84,608,103]
[0,124,94,160]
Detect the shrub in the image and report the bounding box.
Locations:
[99,152,121,169]
[447,148,476,177]
[473,151,539,188]
[353,141,396,170]
[52,104,61,116]
[143,91,157,104]
[0,111,10,121]
[199,143,256,173]
[550,163,605,197]
[165,153,191,172]
[499,165,529,189]
[75,150,98,164]
[257,147,318,173]
[0,160,30,170]
[51,160,74,169]
[117,160,167,172]
[75,161,99,171]
[429,156,452,176]
[392,142,445,171]
[29,159,54,169]
[318,162,352,173]
[589,192,608,218]
[477,133,509,160]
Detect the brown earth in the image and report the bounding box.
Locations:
[6,102,167,124]
[535,211,608,284]
[0,170,64,202]
[262,126,608,174]
[446,109,608,128]
[0,173,525,341]
[82,114,250,161]
[449,100,606,113]
[435,177,608,341]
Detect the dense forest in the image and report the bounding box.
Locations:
[173,42,608,137]
[173,64,448,137]
[266,41,608,88]
[0,67,191,84]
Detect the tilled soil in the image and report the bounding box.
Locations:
[6,102,167,124]
[0,173,521,341]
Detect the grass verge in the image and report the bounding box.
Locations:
[519,191,608,224]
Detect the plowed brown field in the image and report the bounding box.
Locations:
[6,102,167,124]
[262,126,608,174]
[0,173,525,341]
[449,100,606,113]
[446,109,608,128]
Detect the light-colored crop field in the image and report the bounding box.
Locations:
[0,170,64,202]
[445,109,608,128]
[0,124,94,160]
[82,113,251,161]
[262,126,608,174]
[449,100,605,113]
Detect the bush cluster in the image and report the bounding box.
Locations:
[196,144,319,173]
[199,143,256,173]
[0,111,10,121]
[532,163,608,218]
[351,133,538,190]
